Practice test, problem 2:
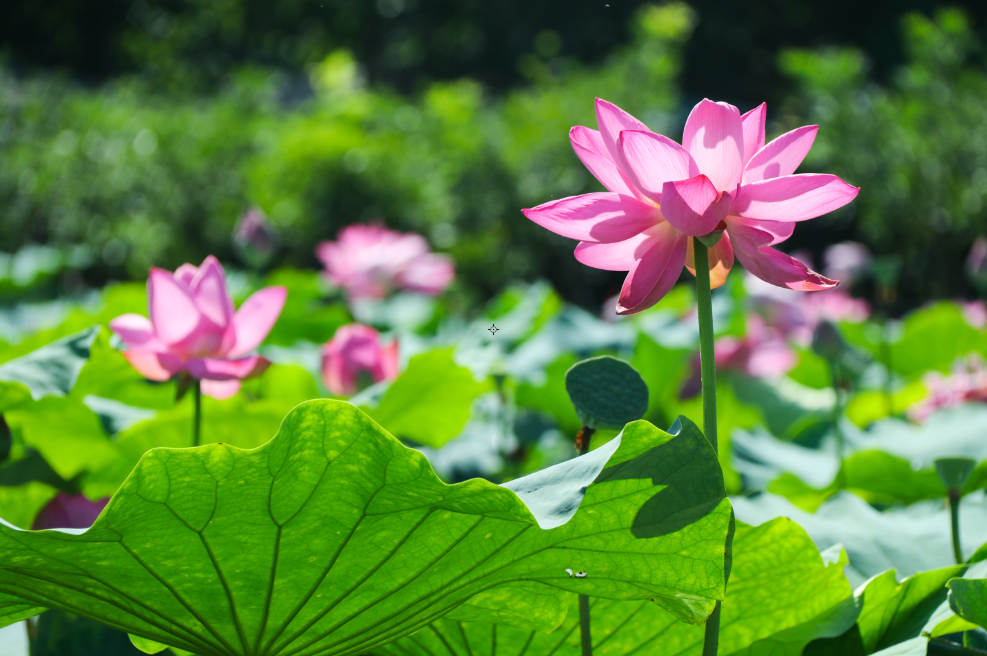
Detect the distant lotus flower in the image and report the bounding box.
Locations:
[322,323,399,396]
[233,207,279,269]
[824,242,871,286]
[910,354,987,422]
[680,316,796,398]
[317,224,454,300]
[744,272,869,346]
[968,238,987,289]
[32,492,109,530]
[962,300,987,329]
[110,256,287,400]
[523,98,859,314]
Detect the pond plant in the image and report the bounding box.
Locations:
[0,94,986,656]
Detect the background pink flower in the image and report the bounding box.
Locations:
[523,98,858,314]
[110,256,287,399]
[32,492,109,530]
[317,224,454,300]
[322,323,399,396]
[910,354,987,422]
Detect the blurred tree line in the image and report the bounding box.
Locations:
[2,0,987,310]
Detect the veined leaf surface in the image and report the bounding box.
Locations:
[378,518,854,656]
[0,401,731,656]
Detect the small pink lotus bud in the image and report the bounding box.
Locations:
[32,492,109,530]
[233,207,279,270]
[322,323,399,396]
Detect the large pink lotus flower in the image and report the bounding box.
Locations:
[32,492,109,530]
[110,256,287,400]
[317,224,454,300]
[523,99,859,314]
[322,323,399,396]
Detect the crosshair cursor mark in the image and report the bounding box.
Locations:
[488,324,499,335]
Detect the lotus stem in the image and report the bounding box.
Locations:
[950,487,964,564]
[574,427,595,656]
[193,380,202,447]
[829,362,846,487]
[694,239,722,656]
[579,592,592,656]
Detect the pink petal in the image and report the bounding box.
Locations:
[173,264,198,289]
[741,104,766,167]
[188,256,234,329]
[743,125,818,184]
[187,356,270,381]
[148,268,201,346]
[682,99,745,193]
[733,174,859,222]
[726,216,795,245]
[397,254,455,294]
[728,222,838,291]
[228,286,287,358]
[574,228,656,271]
[616,130,698,203]
[200,379,242,400]
[379,340,400,381]
[570,126,637,196]
[522,193,659,243]
[109,314,160,349]
[660,174,734,236]
[122,349,185,382]
[616,223,688,314]
[32,493,109,530]
[595,98,651,166]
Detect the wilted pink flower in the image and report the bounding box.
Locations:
[233,207,279,269]
[32,492,109,530]
[523,99,859,314]
[824,242,871,286]
[910,354,987,422]
[317,224,454,300]
[322,324,399,396]
[110,256,287,400]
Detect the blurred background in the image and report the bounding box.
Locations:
[2,0,987,312]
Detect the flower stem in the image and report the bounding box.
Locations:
[193,380,202,447]
[950,488,964,564]
[829,362,846,487]
[694,239,722,656]
[575,427,595,656]
[579,592,592,656]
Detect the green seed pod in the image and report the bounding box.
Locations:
[935,457,977,490]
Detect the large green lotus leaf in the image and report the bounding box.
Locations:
[805,562,987,656]
[728,374,832,439]
[70,333,177,410]
[947,577,987,629]
[363,348,494,448]
[5,397,120,480]
[81,396,302,498]
[733,492,987,588]
[0,401,731,656]
[842,302,987,379]
[378,518,855,656]
[0,325,99,410]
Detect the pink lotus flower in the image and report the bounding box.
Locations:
[962,300,987,329]
[523,99,859,314]
[110,256,287,400]
[910,354,987,422]
[317,224,454,300]
[322,323,399,396]
[32,492,109,530]
[680,315,797,397]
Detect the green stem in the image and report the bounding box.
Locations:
[950,488,964,564]
[193,380,202,447]
[829,362,846,487]
[575,427,595,656]
[579,592,592,656]
[694,239,722,656]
